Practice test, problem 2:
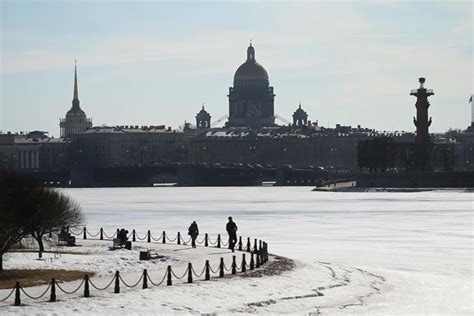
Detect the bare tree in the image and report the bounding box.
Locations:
[25,188,83,254]
[0,171,37,271]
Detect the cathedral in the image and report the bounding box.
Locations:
[59,62,92,138]
[226,43,276,128]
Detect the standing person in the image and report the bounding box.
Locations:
[188,221,199,248]
[226,217,238,252]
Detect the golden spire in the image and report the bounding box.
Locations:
[73,59,79,101]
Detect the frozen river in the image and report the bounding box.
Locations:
[61,187,473,314]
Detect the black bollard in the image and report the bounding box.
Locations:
[219,258,224,278]
[217,234,221,248]
[83,227,87,240]
[147,230,151,243]
[238,236,242,251]
[241,254,247,273]
[187,263,193,283]
[205,233,208,247]
[48,228,52,238]
[167,266,172,286]
[143,269,148,289]
[246,237,251,252]
[256,251,261,268]
[114,271,120,294]
[177,232,181,245]
[259,240,262,253]
[254,238,258,253]
[250,253,255,270]
[100,228,103,240]
[84,275,90,297]
[205,260,210,280]
[162,231,166,244]
[132,229,136,242]
[50,278,56,302]
[116,228,119,238]
[14,282,20,306]
[232,255,237,275]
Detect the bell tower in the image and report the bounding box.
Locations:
[410,77,434,144]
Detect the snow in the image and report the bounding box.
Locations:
[1,187,472,314]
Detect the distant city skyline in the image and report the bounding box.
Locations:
[1,1,472,137]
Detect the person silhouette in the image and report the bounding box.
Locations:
[226,217,238,252]
[188,221,199,248]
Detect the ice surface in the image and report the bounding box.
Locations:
[1,187,472,314]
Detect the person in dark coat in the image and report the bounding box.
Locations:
[226,217,238,252]
[188,221,199,248]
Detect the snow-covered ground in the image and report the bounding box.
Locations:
[1,187,472,314]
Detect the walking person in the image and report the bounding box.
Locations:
[188,221,199,248]
[226,217,238,252]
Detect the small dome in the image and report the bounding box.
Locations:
[66,107,86,117]
[233,44,269,86]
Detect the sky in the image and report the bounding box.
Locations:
[1,0,472,137]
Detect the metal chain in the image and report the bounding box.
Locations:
[183,237,192,244]
[208,238,217,246]
[119,274,144,288]
[86,229,100,238]
[192,265,206,278]
[151,232,163,242]
[170,267,189,280]
[223,263,231,272]
[147,271,167,286]
[20,284,52,300]
[89,275,116,291]
[135,233,147,241]
[55,279,85,294]
[103,231,117,239]
[0,288,15,302]
[222,240,229,247]
[195,237,205,244]
[165,234,179,243]
[209,264,220,274]
[69,230,82,236]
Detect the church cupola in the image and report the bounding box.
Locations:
[247,43,255,62]
[196,105,211,129]
[293,102,309,127]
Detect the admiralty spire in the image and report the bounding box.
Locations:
[60,61,92,137]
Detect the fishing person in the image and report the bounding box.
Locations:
[226,217,238,252]
[188,221,199,248]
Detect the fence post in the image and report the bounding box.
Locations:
[84,275,90,297]
[256,251,261,268]
[50,278,56,302]
[162,231,166,244]
[238,236,242,251]
[132,229,136,242]
[147,230,151,243]
[259,240,262,253]
[217,234,221,248]
[142,269,148,289]
[254,238,258,253]
[205,233,208,247]
[205,260,210,280]
[14,282,20,306]
[219,258,224,278]
[167,266,172,286]
[246,237,251,252]
[265,242,269,262]
[250,253,255,270]
[241,254,246,273]
[114,271,120,294]
[187,263,193,283]
[83,227,86,240]
[177,232,181,245]
[232,255,237,275]
[100,228,104,240]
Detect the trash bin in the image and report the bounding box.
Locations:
[139,251,150,260]
[125,241,132,250]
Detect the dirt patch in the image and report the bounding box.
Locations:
[0,269,95,289]
[242,255,295,278]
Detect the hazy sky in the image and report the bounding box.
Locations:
[1,0,472,137]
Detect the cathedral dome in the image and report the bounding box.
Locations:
[233,44,269,86]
